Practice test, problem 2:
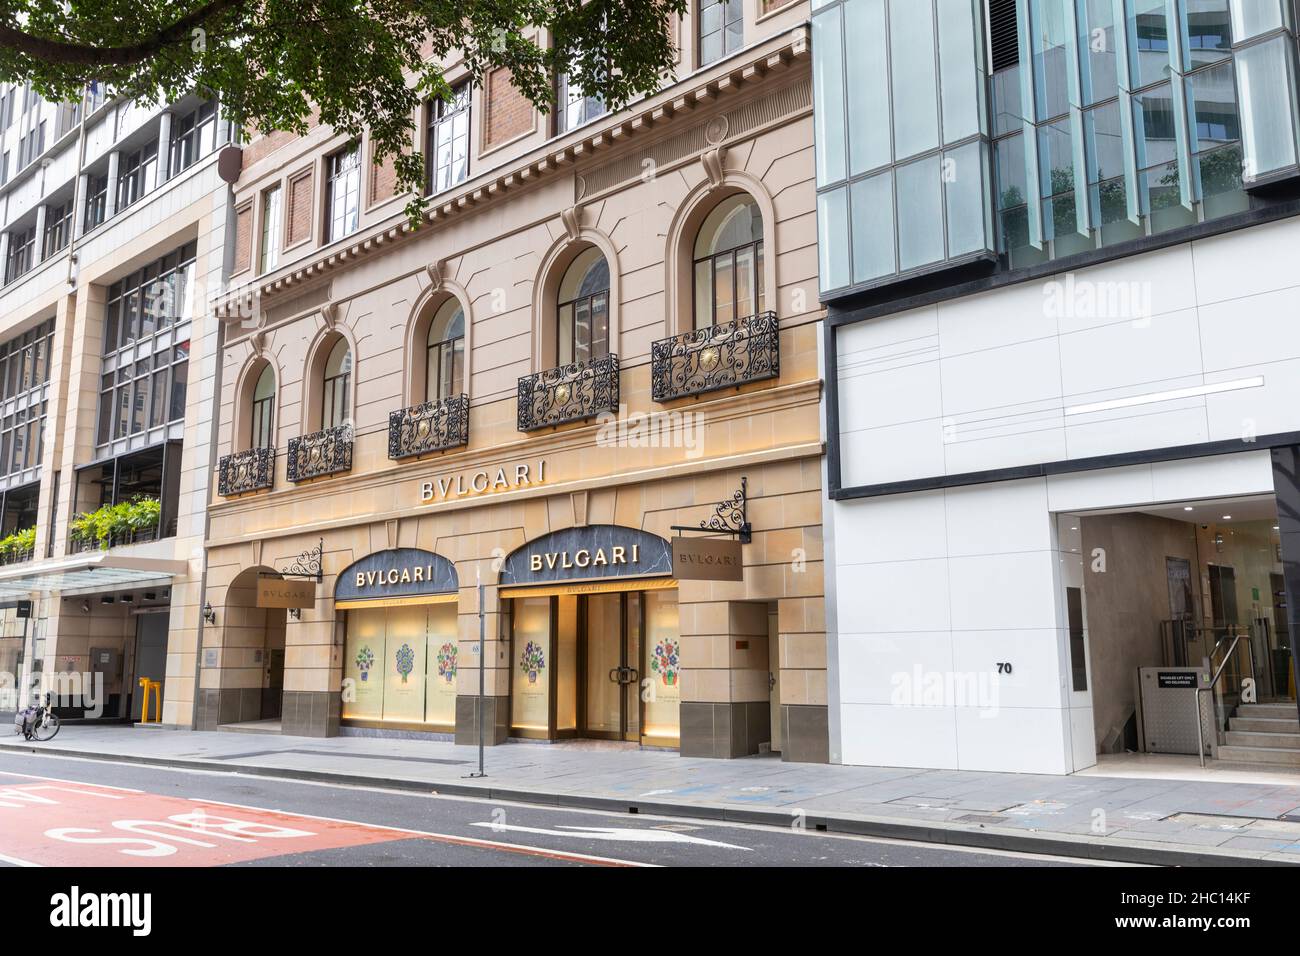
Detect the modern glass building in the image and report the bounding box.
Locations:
[817,1,1300,773]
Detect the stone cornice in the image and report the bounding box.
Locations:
[213,25,811,323]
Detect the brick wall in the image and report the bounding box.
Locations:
[368,136,399,206]
[484,68,532,149]
[286,169,313,246]
[232,202,252,273]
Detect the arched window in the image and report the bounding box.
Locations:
[426,299,465,401]
[250,364,275,449]
[321,338,352,429]
[693,194,764,329]
[556,248,610,365]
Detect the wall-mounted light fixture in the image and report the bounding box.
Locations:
[288,608,301,621]
[202,602,216,625]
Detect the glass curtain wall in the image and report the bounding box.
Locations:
[813,0,994,295]
[989,0,1297,268]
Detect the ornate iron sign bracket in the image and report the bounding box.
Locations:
[672,476,752,544]
[276,538,325,582]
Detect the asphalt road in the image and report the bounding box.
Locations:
[0,751,1114,867]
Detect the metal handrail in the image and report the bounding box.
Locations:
[1195,631,1256,768]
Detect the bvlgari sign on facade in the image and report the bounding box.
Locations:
[257,576,318,609]
[419,459,547,503]
[672,536,744,582]
[334,548,459,605]
[500,525,673,586]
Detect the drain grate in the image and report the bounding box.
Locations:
[954,813,1009,825]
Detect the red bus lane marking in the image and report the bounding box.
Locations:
[0,775,648,867]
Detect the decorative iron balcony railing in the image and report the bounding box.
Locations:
[287,424,353,483]
[517,353,619,431]
[218,446,275,497]
[388,394,470,460]
[651,312,780,402]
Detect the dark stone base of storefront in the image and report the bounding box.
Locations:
[455,695,509,746]
[680,701,771,758]
[196,688,263,730]
[781,704,830,763]
[197,688,337,735]
[281,691,340,737]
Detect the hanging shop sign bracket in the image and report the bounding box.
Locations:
[271,538,325,582]
[671,476,752,544]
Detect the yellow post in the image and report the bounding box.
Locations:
[138,678,162,723]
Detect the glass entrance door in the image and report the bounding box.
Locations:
[581,593,642,741]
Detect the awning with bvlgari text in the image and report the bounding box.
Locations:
[0,551,191,599]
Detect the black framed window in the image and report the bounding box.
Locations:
[251,364,275,449]
[259,184,282,273]
[0,320,53,480]
[556,73,606,134]
[168,100,215,176]
[96,243,195,446]
[692,194,764,328]
[42,200,72,258]
[4,226,35,283]
[116,139,157,211]
[321,338,351,429]
[326,143,362,242]
[84,172,108,231]
[556,248,610,365]
[426,299,465,401]
[699,0,743,67]
[427,84,470,194]
[16,121,44,170]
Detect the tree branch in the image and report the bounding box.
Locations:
[0,0,249,67]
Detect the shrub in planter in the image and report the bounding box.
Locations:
[0,526,35,561]
[70,497,162,550]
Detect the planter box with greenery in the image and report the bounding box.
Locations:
[69,497,162,551]
[0,526,35,565]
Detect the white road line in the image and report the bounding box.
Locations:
[179,795,658,867]
[0,768,143,793]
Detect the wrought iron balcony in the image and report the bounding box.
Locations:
[287,424,353,483]
[517,353,619,432]
[389,394,470,460]
[651,311,780,402]
[218,446,275,497]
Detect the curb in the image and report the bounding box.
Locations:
[2,740,1294,867]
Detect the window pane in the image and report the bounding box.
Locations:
[1030,0,1070,121]
[1228,0,1287,42]
[558,302,574,364]
[896,155,944,271]
[694,259,713,328]
[812,4,846,184]
[1133,83,1177,170]
[845,0,891,175]
[1186,59,1239,154]
[1235,35,1300,180]
[938,0,981,142]
[734,246,755,319]
[713,253,735,325]
[1183,0,1232,68]
[1079,0,1119,104]
[850,171,895,283]
[169,359,188,421]
[944,141,988,257]
[888,0,939,160]
[817,186,851,291]
[1129,0,1171,89]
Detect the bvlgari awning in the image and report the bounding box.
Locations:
[0,551,191,599]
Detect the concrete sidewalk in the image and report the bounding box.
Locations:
[6,725,1300,865]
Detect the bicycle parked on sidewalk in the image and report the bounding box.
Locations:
[13,691,60,742]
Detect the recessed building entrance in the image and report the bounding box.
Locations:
[507,585,680,747]
[1060,493,1298,768]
